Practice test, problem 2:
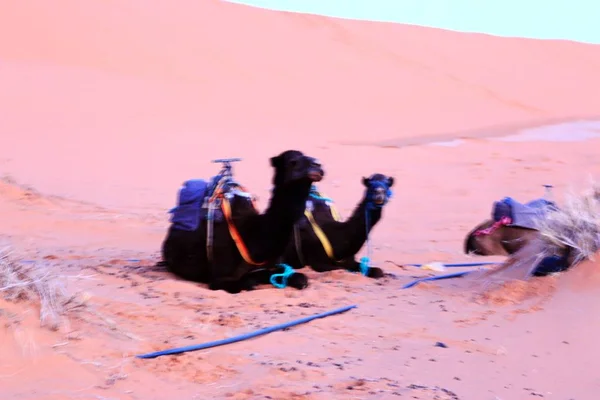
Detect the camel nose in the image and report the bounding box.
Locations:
[308,158,323,173]
[373,188,387,204]
[306,157,324,181]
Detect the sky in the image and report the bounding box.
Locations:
[227,0,600,44]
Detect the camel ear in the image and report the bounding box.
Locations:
[387,177,395,187]
[270,155,282,168]
[362,177,369,187]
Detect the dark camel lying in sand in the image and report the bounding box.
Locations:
[282,173,394,279]
[161,150,325,294]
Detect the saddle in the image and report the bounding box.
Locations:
[168,173,263,265]
[168,175,255,231]
[168,179,208,231]
[491,196,558,230]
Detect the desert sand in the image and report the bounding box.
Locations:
[1,1,600,399]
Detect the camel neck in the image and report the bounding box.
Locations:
[260,182,312,258]
[339,196,383,257]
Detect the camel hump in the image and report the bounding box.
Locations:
[168,179,209,231]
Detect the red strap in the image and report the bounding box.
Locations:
[473,216,512,236]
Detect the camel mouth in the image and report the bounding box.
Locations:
[464,233,482,255]
[374,198,385,205]
[307,169,324,182]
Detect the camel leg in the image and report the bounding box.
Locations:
[208,269,261,293]
[343,259,385,279]
[207,279,245,294]
[308,261,339,273]
[207,252,259,293]
[308,260,384,279]
[243,268,309,290]
[287,272,309,289]
[207,266,309,293]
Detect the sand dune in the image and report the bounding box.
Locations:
[2,0,600,207]
[1,1,600,399]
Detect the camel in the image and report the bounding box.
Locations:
[282,173,394,279]
[475,183,600,282]
[463,195,572,277]
[161,150,325,294]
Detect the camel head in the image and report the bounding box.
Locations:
[362,173,394,208]
[270,150,324,187]
[464,219,505,256]
[464,218,538,256]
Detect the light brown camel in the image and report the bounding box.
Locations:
[463,184,600,280]
[463,218,540,257]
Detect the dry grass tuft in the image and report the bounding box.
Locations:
[0,245,82,331]
[536,180,600,265]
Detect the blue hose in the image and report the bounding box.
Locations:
[20,258,142,264]
[404,261,500,268]
[136,304,357,359]
[402,271,473,289]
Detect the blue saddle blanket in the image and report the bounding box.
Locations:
[492,197,558,230]
[168,176,227,231]
[168,179,209,231]
[168,176,254,231]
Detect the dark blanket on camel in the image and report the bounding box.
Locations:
[168,176,254,230]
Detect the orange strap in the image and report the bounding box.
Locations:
[220,190,265,266]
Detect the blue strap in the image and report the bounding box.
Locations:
[359,256,370,276]
[270,263,296,288]
[309,185,333,202]
[359,207,371,276]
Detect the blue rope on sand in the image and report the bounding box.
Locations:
[403,261,501,268]
[270,263,296,288]
[401,261,501,289]
[136,304,357,359]
[402,270,474,289]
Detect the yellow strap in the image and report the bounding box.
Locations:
[304,209,341,261]
[303,189,344,262]
[220,192,265,266]
[329,203,342,222]
[311,189,342,222]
